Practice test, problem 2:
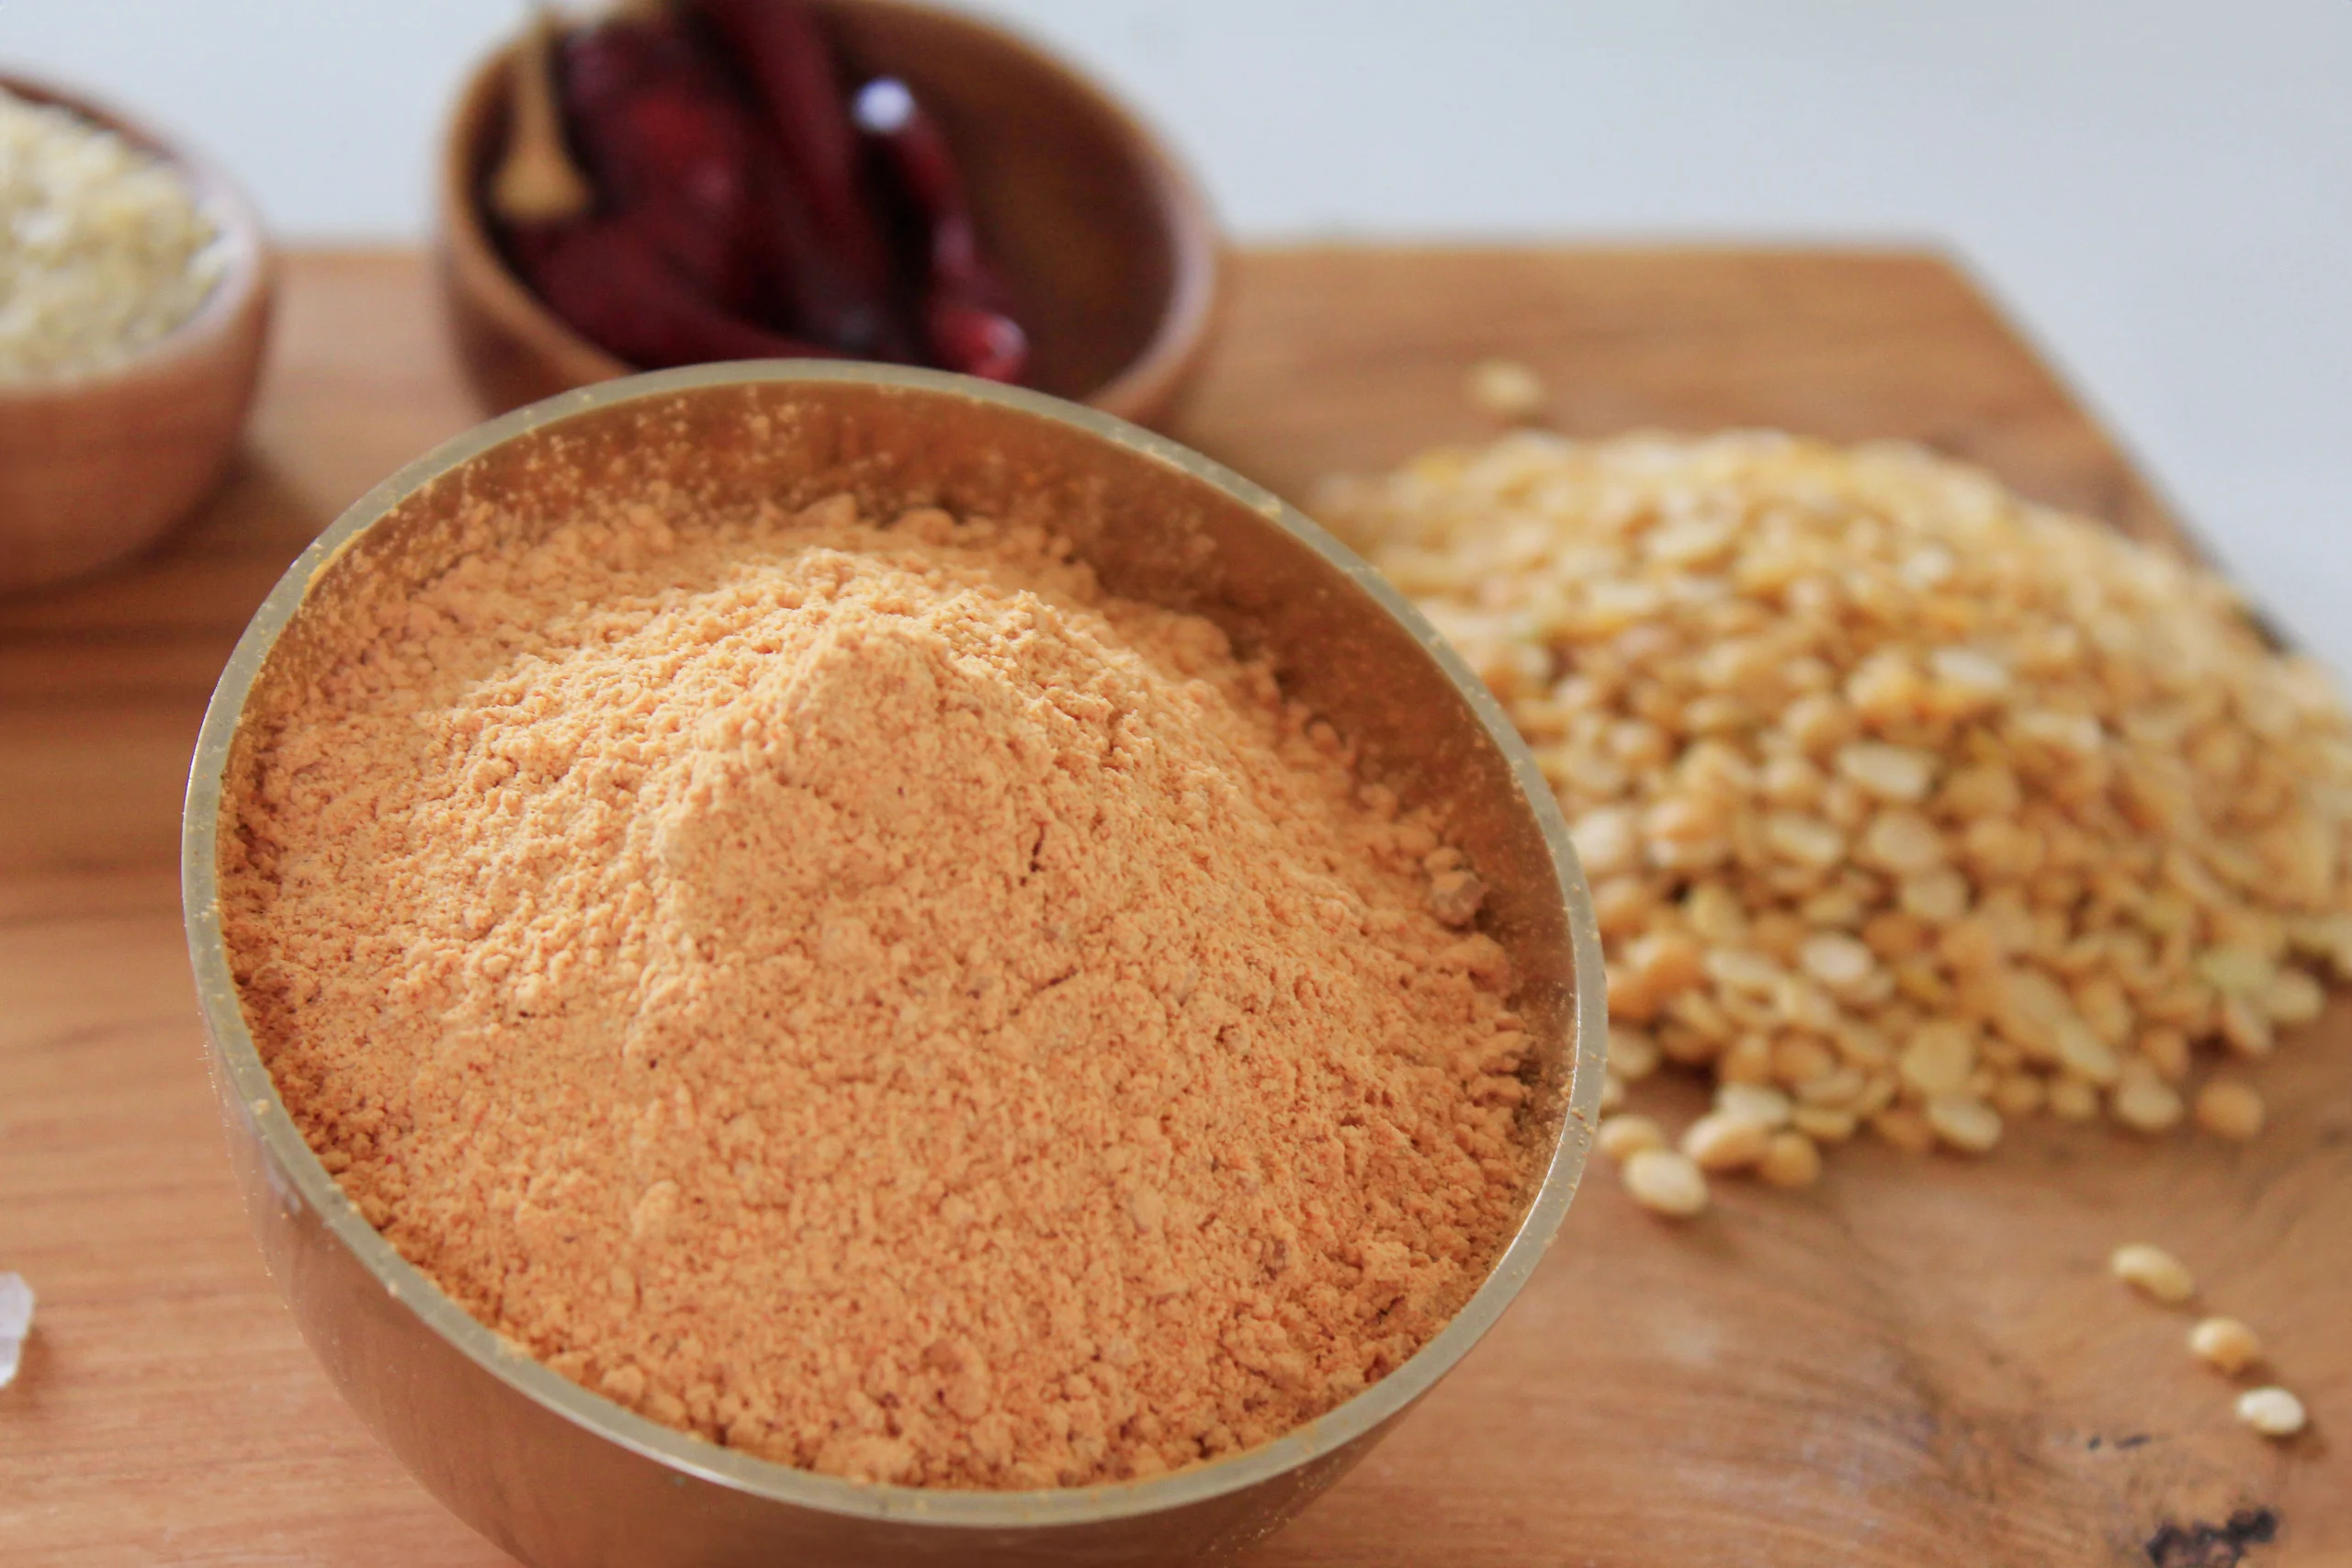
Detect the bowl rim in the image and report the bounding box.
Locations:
[181,361,1606,1530]
[435,0,1224,422]
[0,71,273,400]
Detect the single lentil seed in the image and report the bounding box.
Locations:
[1926,1095,2003,1155]
[1465,358,1547,422]
[1622,1148,1709,1217]
[1791,1103,1858,1144]
[1608,1025,1661,1082]
[2193,1079,2266,1141]
[1714,1082,1794,1129]
[2110,1242,2196,1303]
[2110,1070,2185,1134]
[1757,1130,1823,1189]
[2188,1317,2263,1375]
[1871,1107,1936,1154]
[2234,1386,2307,1438]
[1681,1111,1775,1172]
[1596,1113,1668,1163]
[2047,1077,2101,1122]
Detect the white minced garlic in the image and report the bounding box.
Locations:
[1317,431,2351,1189]
[0,86,223,382]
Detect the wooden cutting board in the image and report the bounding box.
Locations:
[2,248,2344,1568]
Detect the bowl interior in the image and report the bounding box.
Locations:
[445,0,1216,410]
[196,367,1601,1536]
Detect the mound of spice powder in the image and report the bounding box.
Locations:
[221,493,1538,1488]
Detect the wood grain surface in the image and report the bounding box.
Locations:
[1,247,2343,1567]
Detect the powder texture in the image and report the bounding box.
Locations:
[221,492,1537,1489]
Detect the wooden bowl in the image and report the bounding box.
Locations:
[0,74,274,594]
[435,0,1223,427]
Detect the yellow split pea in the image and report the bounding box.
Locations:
[1317,432,2352,1190]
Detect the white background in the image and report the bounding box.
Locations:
[5,1,2346,668]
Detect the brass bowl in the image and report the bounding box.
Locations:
[182,365,1603,1567]
[435,0,1224,426]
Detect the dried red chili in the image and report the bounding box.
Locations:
[487,1,1033,383]
[852,76,1029,383]
[504,220,836,369]
[557,3,768,317]
[491,5,833,369]
[691,0,911,357]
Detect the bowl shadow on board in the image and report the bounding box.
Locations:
[183,366,1605,1567]
[435,0,1224,428]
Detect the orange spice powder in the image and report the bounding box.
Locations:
[221,493,1537,1488]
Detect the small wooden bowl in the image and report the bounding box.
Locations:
[0,74,274,594]
[436,0,1222,427]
